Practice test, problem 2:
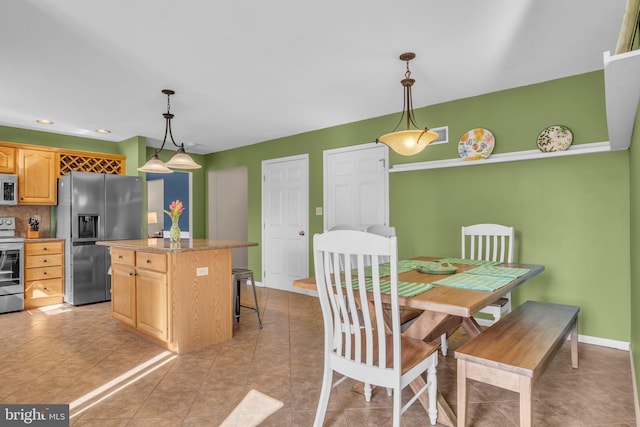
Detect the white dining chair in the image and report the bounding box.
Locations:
[366,224,396,264]
[366,224,396,237]
[440,223,515,356]
[462,223,515,324]
[312,230,439,427]
[366,224,422,330]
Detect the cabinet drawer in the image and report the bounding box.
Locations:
[136,251,167,273]
[111,248,135,266]
[25,265,63,281]
[26,254,63,268]
[25,241,64,256]
[25,278,63,299]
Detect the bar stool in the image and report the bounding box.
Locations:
[231,267,263,328]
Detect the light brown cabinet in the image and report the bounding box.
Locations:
[103,240,244,354]
[24,240,65,309]
[110,263,136,327]
[18,148,58,205]
[0,146,16,173]
[110,247,170,344]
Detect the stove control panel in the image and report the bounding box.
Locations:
[0,216,16,238]
[0,217,15,229]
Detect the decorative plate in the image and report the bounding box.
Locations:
[417,262,457,275]
[537,125,573,152]
[458,128,495,160]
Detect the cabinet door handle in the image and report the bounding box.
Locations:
[118,255,123,259]
[146,259,151,264]
[43,272,47,275]
[43,259,47,263]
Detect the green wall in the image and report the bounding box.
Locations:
[0,125,123,154]
[208,70,632,343]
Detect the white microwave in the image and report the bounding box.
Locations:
[0,174,17,205]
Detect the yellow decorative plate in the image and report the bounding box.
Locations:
[458,128,495,160]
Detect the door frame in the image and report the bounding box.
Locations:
[323,142,389,231]
[261,154,310,294]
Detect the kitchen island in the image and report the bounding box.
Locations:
[97,238,257,354]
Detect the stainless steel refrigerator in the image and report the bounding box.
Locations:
[56,172,142,305]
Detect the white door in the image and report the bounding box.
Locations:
[324,143,389,231]
[262,155,310,294]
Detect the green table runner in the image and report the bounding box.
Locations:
[433,273,513,292]
[433,265,531,292]
[465,265,530,278]
[342,277,433,297]
[358,259,444,278]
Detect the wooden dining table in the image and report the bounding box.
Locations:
[293,256,545,427]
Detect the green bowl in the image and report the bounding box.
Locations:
[417,262,457,275]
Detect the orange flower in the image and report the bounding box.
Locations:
[473,128,484,141]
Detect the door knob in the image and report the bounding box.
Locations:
[299,231,305,236]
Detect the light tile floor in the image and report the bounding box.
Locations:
[0,286,637,426]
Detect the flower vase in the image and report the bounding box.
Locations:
[169,218,181,243]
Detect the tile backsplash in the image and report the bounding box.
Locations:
[0,206,51,235]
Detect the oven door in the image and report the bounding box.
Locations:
[0,244,23,295]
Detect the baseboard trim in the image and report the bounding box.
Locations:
[630,345,640,427]
[577,334,630,351]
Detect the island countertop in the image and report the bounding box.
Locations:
[97,238,257,253]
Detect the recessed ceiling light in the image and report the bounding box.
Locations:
[36,119,54,125]
[95,129,111,134]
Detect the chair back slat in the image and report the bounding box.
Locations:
[462,223,514,263]
[314,230,401,373]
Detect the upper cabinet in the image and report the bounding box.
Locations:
[603,49,640,151]
[0,141,127,206]
[18,148,58,205]
[0,146,16,174]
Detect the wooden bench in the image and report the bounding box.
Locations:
[455,300,579,427]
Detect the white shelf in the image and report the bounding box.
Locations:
[390,141,611,173]
[603,49,640,151]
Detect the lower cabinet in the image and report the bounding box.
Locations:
[107,243,234,354]
[110,247,170,344]
[24,240,65,309]
[135,269,168,341]
[110,264,136,327]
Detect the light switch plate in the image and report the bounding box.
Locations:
[315,207,323,215]
[196,267,209,276]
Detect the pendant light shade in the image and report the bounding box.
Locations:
[138,89,202,173]
[376,53,438,156]
[164,144,201,169]
[138,151,172,173]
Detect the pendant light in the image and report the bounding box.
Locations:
[137,89,202,173]
[376,52,438,156]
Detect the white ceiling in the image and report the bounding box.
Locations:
[0,1,627,155]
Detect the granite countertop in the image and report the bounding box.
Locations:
[16,232,63,242]
[96,238,258,252]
